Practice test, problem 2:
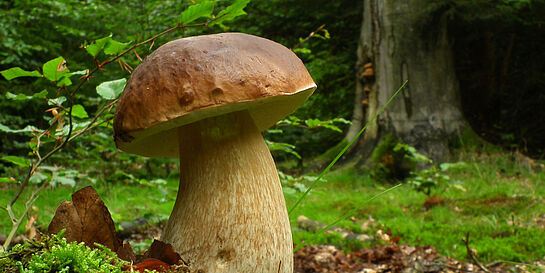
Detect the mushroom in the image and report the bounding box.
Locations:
[113,33,316,273]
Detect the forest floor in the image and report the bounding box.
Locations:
[120,221,543,273]
[2,146,545,272]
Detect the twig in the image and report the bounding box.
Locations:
[292,24,326,49]
[463,232,491,273]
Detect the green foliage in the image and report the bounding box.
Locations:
[277,116,350,133]
[0,231,127,273]
[42,57,68,82]
[0,68,41,81]
[96,79,127,100]
[371,135,414,181]
[1,156,30,168]
[267,116,350,160]
[267,140,301,159]
[6,90,48,101]
[180,1,215,24]
[210,0,251,27]
[371,137,468,196]
[0,178,178,235]
[267,116,350,159]
[85,35,131,57]
[0,0,257,249]
[407,161,467,196]
[279,171,319,198]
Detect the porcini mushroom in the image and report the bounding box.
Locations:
[113,33,316,273]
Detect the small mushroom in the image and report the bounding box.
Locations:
[361,67,374,78]
[361,62,374,78]
[113,33,316,273]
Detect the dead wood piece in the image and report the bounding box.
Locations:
[47,186,131,261]
[463,232,491,273]
[137,239,183,266]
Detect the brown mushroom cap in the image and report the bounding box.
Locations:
[114,33,316,158]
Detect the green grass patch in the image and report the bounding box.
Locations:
[0,179,179,235]
[287,150,545,263]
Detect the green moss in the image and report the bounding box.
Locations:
[0,231,127,273]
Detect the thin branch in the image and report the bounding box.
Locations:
[463,232,491,273]
[292,24,326,49]
[68,100,118,142]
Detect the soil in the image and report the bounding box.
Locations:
[293,244,539,273]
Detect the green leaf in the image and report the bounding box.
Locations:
[293,182,308,193]
[71,104,89,118]
[1,67,42,80]
[293,48,312,55]
[322,29,331,39]
[266,140,301,159]
[267,129,283,134]
[5,92,28,100]
[305,119,321,128]
[29,172,49,184]
[53,176,76,187]
[211,0,250,26]
[0,177,16,183]
[71,70,88,77]
[43,57,70,82]
[180,1,215,24]
[320,124,342,133]
[332,117,350,124]
[104,39,131,56]
[6,90,48,101]
[96,78,126,99]
[0,123,37,134]
[1,156,31,168]
[282,187,297,197]
[452,184,467,192]
[34,90,49,99]
[439,162,466,171]
[86,36,111,57]
[48,96,67,106]
[86,35,130,56]
[150,178,167,185]
[56,76,72,87]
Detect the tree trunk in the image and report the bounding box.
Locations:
[346,0,465,162]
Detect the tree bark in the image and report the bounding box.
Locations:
[347,0,466,162]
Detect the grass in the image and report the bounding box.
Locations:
[0,180,178,236]
[1,146,544,264]
[288,148,545,263]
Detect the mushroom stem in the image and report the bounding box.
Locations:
[161,110,293,273]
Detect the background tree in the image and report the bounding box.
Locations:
[345,0,466,163]
[345,0,545,163]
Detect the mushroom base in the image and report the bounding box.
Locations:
[161,110,293,273]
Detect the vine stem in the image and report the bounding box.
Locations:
[2,19,214,251]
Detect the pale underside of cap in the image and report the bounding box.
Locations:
[113,33,316,158]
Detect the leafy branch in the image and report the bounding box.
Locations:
[0,0,250,251]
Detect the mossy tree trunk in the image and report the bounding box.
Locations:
[346,0,466,162]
